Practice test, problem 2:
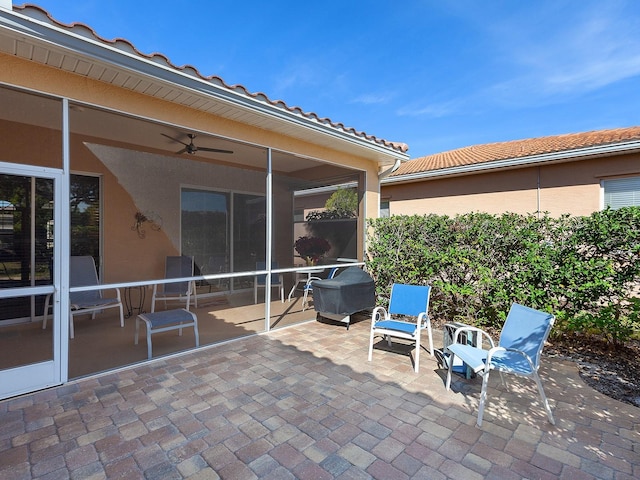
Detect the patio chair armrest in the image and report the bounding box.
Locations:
[305,276,323,287]
[372,306,389,323]
[417,312,430,328]
[486,346,535,371]
[111,286,122,301]
[452,325,495,349]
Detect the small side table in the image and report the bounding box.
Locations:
[124,285,146,318]
[442,322,480,379]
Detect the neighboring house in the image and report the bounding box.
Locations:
[0,2,407,399]
[382,127,640,217]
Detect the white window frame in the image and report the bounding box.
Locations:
[602,176,640,210]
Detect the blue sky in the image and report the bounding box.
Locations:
[30,0,640,159]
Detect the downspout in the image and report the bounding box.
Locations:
[378,158,402,180]
[537,166,541,218]
[376,159,402,220]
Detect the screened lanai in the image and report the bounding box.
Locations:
[0,2,407,399]
[0,83,371,386]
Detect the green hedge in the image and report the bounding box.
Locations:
[366,207,640,346]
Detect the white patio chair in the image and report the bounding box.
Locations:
[445,303,556,427]
[368,283,433,372]
[302,266,340,311]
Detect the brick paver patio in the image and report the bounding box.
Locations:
[1,316,638,479]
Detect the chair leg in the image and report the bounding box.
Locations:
[192,313,200,348]
[368,328,375,362]
[445,352,455,390]
[426,322,434,356]
[414,331,420,373]
[477,370,491,427]
[147,325,152,360]
[69,311,75,339]
[192,281,198,308]
[151,285,158,313]
[533,373,555,425]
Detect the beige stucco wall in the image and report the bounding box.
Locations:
[0,53,383,280]
[384,153,640,217]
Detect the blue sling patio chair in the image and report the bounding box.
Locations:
[445,303,556,427]
[302,266,340,311]
[368,283,433,372]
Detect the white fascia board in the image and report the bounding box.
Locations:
[0,8,405,162]
[382,140,640,185]
[294,182,357,197]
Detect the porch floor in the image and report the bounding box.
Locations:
[1,313,638,479]
[1,291,318,379]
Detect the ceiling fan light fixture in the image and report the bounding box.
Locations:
[161,132,233,155]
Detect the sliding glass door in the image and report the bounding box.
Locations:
[181,188,229,288]
[181,188,265,290]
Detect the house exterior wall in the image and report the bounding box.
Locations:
[1,53,382,282]
[383,152,640,217]
[0,53,378,174]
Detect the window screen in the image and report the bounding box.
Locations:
[380,200,390,218]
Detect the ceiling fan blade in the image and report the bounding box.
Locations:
[197,147,234,154]
[176,147,188,155]
[161,133,189,147]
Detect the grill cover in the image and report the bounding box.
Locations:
[312,267,375,316]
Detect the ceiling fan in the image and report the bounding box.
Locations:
[161,133,233,155]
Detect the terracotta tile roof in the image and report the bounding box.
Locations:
[13,4,408,154]
[392,126,640,177]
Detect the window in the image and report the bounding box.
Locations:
[603,177,640,210]
[380,200,390,218]
[70,174,101,268]
[293,208,304,223]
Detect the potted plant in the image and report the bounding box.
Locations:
[294,236,331,266]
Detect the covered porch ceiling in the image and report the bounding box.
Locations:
[0,83,362,191]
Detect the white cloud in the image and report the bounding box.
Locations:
[407,1,640,116]
[396,96,469,119]
[486,2,640,102]
[271,61,319,94]
[351,93,393,106]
